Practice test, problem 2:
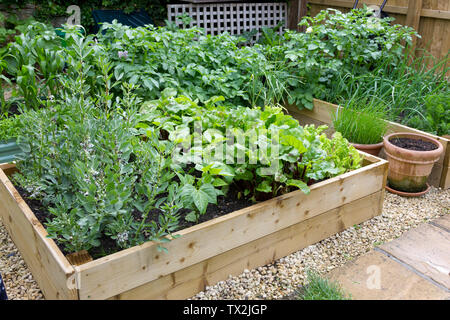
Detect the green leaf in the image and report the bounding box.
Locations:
[89,238,101,247]
[281,135,307,153]
[212,178,228,187]
[185,211,198,222]
[192,188,209,214]
[256,180,272,193]
[199,183,218,204]
[265,114,277,129]
[286,179,310,194]
[129,74,139,84]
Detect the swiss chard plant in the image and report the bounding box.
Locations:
[139,90,363,207]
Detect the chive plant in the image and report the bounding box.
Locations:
[332,98,389,145]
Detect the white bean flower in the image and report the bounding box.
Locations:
[118,50,128,59]
[117,231,129,245]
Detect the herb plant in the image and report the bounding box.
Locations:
[404,92,449,136]
[332,99,389,145]
[324,50,449,137]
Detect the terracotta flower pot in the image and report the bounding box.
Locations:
[350,141,384,156]
[383,132,443,193]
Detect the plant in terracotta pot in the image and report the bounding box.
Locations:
[383,132,443,195]
[331,100,388,156]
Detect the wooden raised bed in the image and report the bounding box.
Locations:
[285,99,450,190]
[0,154,388,300]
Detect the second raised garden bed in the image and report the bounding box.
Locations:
[285,99,450,190]
[0,152,387,300]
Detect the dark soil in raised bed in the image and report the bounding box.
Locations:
[10,161,322,259]
[14,181,255,259]
[389,137,438,151]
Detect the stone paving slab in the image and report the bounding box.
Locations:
[431,214,450,232]
[379,223,450,289]
[328,251,449,300]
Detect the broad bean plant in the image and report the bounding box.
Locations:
[12,54,182,254]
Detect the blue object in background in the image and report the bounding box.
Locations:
[0,272,7,300]
[92,9,154,33]
[0,139,20,164]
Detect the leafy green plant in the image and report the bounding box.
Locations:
[405,92,449,136]
[2,21,65,109]
[0,13,16,46]
[10,72,363,257]
[96,21,269,107]
[14,99,184,254]
[11,52,183,255]
[324,49,449,137]
[298,270,351,300]
[178,168,225,223]
[2,8,422,116]
[0,113,22,142]
[9,81,354,256]
[3,8,391,258]
[265,7,417,109]
[0,12,36,47]
[139,90,363,203]
[0,53,13,115]
[332,99,389,145]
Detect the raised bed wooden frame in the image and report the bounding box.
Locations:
[0,152,388,300]
[285,99,450,190]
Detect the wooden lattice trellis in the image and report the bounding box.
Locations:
[167,2,287,42]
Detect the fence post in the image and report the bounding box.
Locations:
[405,0,423,51]
[288,0,308,31]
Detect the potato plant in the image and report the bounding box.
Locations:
[261,7,417,109]
[1,8,418,114]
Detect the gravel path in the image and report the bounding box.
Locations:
[0,222,44,300]
[0,187,448,300]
